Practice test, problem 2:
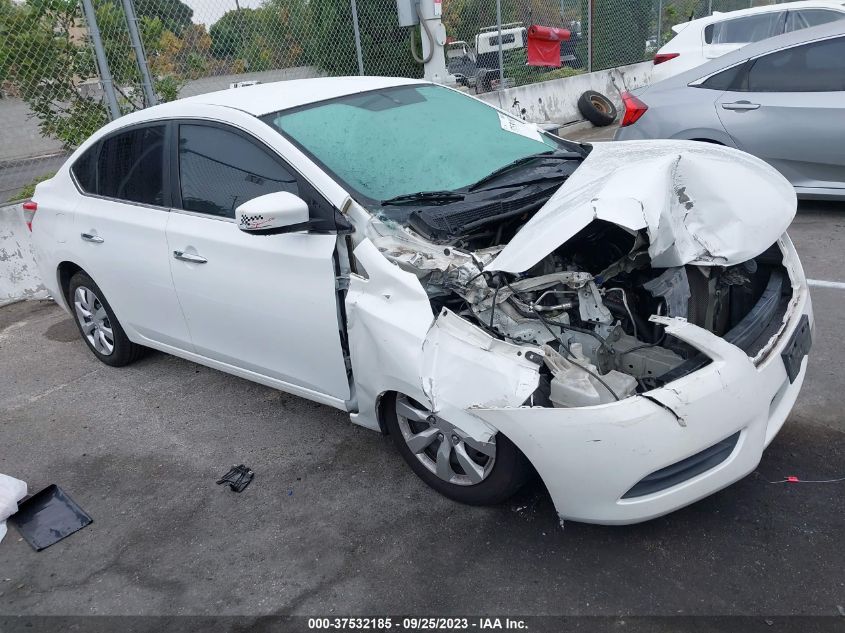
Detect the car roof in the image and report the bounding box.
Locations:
[654,19,845,88]
[174,76,426,117]
[683,0,845,28]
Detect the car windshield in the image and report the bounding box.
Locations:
[264,84,577,203]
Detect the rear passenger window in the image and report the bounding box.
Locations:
[97,125,166,205]
[71,145,98,193]
[704,12,783,44]
[698,62,748,91]
[177,124,298,219]
[746,37,845,92]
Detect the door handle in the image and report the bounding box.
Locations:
[173,250,208,264]
[721,101,760,111]
[80,232,104,243]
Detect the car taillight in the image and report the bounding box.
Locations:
[22,201,37,231]
[620,92,648,127]
[653,52,679,65]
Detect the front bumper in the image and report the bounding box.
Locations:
[475,238,812,525]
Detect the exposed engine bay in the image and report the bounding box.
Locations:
[364,216,792,409]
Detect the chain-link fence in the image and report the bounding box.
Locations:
[1,0,779,202]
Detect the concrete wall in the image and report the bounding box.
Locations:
[476,61,653,125]
[0,204,47,306]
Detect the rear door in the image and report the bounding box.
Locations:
[715,36,845,192]
[165,121,351,401]
[72,123,192,348]
[702,11,785,60]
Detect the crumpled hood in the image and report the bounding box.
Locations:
[487,140,796,273]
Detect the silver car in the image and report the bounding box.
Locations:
[616,21,845,200]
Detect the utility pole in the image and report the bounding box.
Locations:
[350,0,365,75]
[496,0,504,96]
[396,0,449,83]
[587,0,593,72]
[121,0,158,107]
[80,0,121,120]
[419,0,449,83]
[657,0,663,47]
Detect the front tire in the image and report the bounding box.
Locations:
[68,271,144,367]
[385,393,530,505]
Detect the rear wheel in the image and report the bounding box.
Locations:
[68,271,144,367]
[385,393,530,505]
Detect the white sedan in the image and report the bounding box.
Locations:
[652,0,845,82]
[28,77,813,524]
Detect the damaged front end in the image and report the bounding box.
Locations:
[343,140,811,523]
[355,141,800,412]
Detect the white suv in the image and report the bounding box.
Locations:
[652,0,845,82]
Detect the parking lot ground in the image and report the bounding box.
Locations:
[0,202,844,619]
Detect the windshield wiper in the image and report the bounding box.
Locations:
[468,150,583,192]
[381,190,465,206]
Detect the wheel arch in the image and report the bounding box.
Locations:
[689,137,725,145]
[669,127,736,147]
[57,261,85,309]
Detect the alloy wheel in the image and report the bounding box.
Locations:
[395,395,496,486]
[73,285,114,356]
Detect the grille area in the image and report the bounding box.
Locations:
[621,431,742,499]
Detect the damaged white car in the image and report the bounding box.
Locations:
[30,77,813,524]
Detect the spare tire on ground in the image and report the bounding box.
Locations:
[577,90,617,127]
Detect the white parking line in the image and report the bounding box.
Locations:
[808,279,845,290]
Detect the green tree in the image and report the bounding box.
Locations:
[209,8,261,58]
[0,0,107,148]
[308,0,421,77]
[579,0,652,70]
[0,0,201,150]
[209,1,308,71]
[134,0,193,35]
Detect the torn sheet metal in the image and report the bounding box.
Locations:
[346,239,540,438]
[487,140,796,273]
[421,308,541,411]
[345,238,436,431]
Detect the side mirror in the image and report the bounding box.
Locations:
[235,191,309,234]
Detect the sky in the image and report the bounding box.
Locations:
[186,0,264,27]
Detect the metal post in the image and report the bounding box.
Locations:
[708,0,713,15]
[657,0,663,47]
[350,0,364,75]
[80,0,120,120]
[496,0,504,94]
[587,0,593,72]
[121,0,157,107]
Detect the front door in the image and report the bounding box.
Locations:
[165,121,350,401]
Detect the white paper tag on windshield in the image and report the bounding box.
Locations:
[498,113,543,142]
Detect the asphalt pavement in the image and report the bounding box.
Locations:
[0,198,843,620]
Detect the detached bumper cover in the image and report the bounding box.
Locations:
[473,269,812,525]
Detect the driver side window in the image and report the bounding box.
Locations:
[176,123,299,219]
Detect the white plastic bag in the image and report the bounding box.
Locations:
[0,474,27,544]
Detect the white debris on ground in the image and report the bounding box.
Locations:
[0,473,27,543]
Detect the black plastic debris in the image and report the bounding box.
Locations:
[9,485,92,551]
[216,464,254,493]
